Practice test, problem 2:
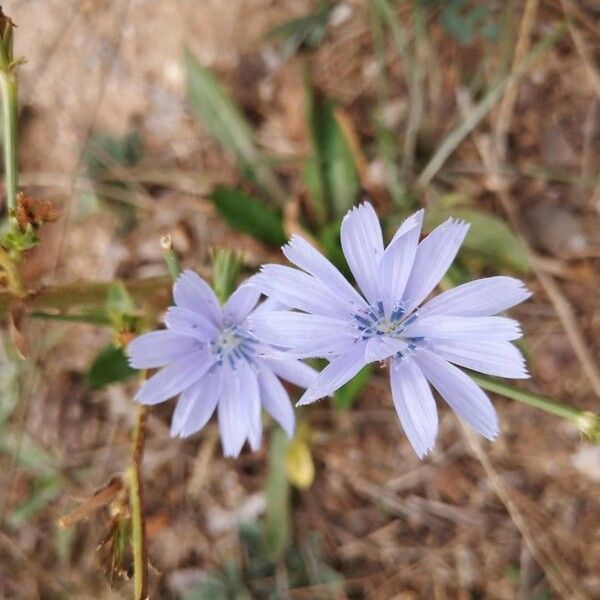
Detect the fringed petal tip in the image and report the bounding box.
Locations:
[415,443,436,460]
[295,393,323,407]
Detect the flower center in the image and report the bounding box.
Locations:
[211,325,256,367]
[352,301,426,360]
[352,301,417,339]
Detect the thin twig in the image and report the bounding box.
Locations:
[128,404,149,600]
[494,0,539,160]
[530,261,600,397]
[457,87,600,399]
[462,426,589,600]
[560,0,600,99]
[416,23,567,190]
[58,476,123,529]
[401,2,425,178]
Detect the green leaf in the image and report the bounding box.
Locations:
[211,249,244,303]
[29,310,112,327]
[0,224,40,252]
[263,428,291,562]
[106,281,140,333]
[425,207,531,274]
[303,74,360,220]
[266,2,334,60]
[185,49,284,205]
[333,364,373,410]
[84,130,142,178]
[107,281,136,316]
[86,344,136,390]
[210,186,286,247]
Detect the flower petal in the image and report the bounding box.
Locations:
[282,235,367,309]
[249,311,354,358]
[250,297,287,315]
[236,360,262,451]
[218,367,248,457]
[390,358,438,458]
[415,349,499,440]
[364,336,400,362]
[223,280,261,324]
[171,369,222,437]
[404,315,522,342]
[135,349,215,405]
[164,306,219,341]
[256,265,348,318]
[340,202,384,304]
[173,270,222,325]
[297,342,367,405]
[431,339,528,379]
[402,218,469,311]
[419,276,531,317]
[128,331,202,369]
[379,212,422,314]
[258,367,295,437]
[263,357,318,389]
[390,208,424,245]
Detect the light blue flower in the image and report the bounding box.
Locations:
[128,270,317,457]
[251,203,531,457]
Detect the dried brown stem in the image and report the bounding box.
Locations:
[128,404,149,600]
[58,476,123,529]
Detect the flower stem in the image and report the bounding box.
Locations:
[0,70,18,230]
[471,373,587,423]
[128,404,149,600]
[0,245,25,296]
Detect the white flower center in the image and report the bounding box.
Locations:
[352,301,426,359]
[211,325,256,366]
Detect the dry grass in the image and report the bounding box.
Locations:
[1,1,599,598]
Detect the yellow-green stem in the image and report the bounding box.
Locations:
[128,404,149,600]
[471,374,583,422]
[0,245,24,296]
[0,71,18,229]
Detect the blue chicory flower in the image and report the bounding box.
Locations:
[128,270,317,457]
[250,202,531,457]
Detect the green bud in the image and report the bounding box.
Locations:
[211,248,244,303]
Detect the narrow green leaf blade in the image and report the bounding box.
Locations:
[185,49,284,205]
[303,81,361,220]
[210,186,287,246]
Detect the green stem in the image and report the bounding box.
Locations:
[128,404,149,600]
[471,374,583,422]
[0,71,18,228]
[161,234,182,281]
[0,245,25,296]
[0,275,171,316]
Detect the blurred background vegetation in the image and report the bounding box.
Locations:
[0,1,599,598]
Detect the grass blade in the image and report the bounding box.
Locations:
[416,22,567,190]
[184,49,286,206]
